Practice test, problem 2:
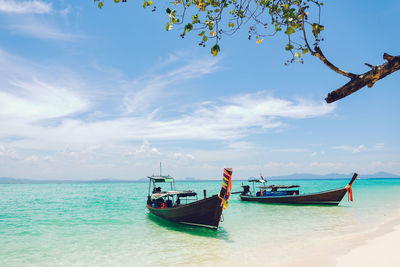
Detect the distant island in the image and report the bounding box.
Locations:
[264,171,400,180]
[0,171,399,184]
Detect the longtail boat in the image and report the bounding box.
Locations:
[239,173,357,205]
[146,167,233,230]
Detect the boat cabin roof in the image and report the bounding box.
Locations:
[248,178,267,183]
[259,185,300,189]
[147,175,174,183]
[151,190,197,199]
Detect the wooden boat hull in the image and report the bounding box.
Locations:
[240,187,348,205]
[146,194,223,230]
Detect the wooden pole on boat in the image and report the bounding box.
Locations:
[349,173,358,186]
[203,189,207,199]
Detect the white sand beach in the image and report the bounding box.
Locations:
[281,213,400,267]
[335,223,400,267]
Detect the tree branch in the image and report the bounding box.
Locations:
[325,53,400,103]
[312,46,357,79]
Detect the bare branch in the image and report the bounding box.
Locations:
[364,63,376,69]
[312,46,358,79]
[325,54,400,103]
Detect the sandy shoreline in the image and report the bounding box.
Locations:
[281,211,400,267]
[335,220,400,267]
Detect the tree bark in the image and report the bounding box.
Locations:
[324,53,400,103]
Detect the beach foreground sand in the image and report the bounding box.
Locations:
[335,223,400,267]
[281,214,400,267]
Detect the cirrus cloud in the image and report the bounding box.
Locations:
[0,0,52,14]
[333,145,368,153]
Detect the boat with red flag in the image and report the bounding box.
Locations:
[239,173,357,205]
[146,167,233,230]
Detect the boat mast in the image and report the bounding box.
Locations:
[160,162,162,176]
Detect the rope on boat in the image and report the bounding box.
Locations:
[345,184,353,201]
[345,173,357,202]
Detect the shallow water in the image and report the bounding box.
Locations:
[1,179,399,266]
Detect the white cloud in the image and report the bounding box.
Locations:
[0,49,337,155]
[7,19,80,41]
[0,144,19,160]
[0,49,341,179]
[124,140,161,157]
[227,92,335,119]
[0,79,89,121]
[309,161,341,169]
[0,92,336,151]
[190,149,245,162]
[59,6,70,16]
[272,148,307,153]
[170,152,195,161]
[353,145,367,153]
[0,49,89,123]
[364,161,400,173]
[123,57,220,114]
[333,145,368,153]
[24,155,54,162]
[229,161,305,176]
[226,141,256,151]
[0,0,52,14]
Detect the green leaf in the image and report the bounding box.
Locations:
[203,35,208,42]
[143,1,147,8]
[211,44,220,56]
[147,1,153,6]
[114,0,120,3]
[198,31,205,36]
[185,23,193,32]
[207,22,214,30]
[302,48,309,54]
[228,22,234,28]
[285,43,294,51]
[98,2,103,8]
[285,26,295,35]
[311,23,324,38]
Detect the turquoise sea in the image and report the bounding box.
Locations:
[1,178,400,266]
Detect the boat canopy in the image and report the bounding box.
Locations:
[151,190,197,199]
[147,175,174,183]
[259,185,300,189]
[248,178,267,183]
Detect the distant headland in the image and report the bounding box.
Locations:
[0,171,399,184]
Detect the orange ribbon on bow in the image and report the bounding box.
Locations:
[345,184,353,201]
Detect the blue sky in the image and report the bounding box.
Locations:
[0,0,399,180]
